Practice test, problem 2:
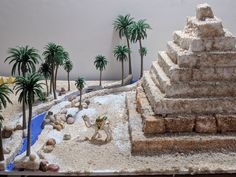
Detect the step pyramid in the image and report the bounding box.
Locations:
[128,3,236,154]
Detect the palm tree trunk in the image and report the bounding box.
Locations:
[99,70,102,86]
[138,39,143,79]
[79,89,82,110]
[67,72,70,91]
[26,99,32,156]
[121,60,124,86]
[45,78,49,97]
[54,65,59,91]
[49,78,52,94]
[126,36,132,75]
[52,64,57,99]
[22,71,26,130]
[0,127,4,161]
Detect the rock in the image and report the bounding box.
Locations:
[71,99,78,107]
[53,124,63,131]
[59,114,67,122]
[2,126,14,138]
[47,164,60,172]
[60,109,67,114]
[14,123,22,131]
[82,103,88,109]
[143,115,165,134]
[48,111,53,116]
[3,147,11,154]
[195,116,217,133]
[59,87,66,96]
[39,160,48,172]
[85,99,90,105]
[216,114,236,133]
[46,138,56,146]
[63,133,71,140]
[196,3,214,21]
[43,145,54,153]
[67,117,75,124]
[29,154,37,161]
[66,108,78,117]
[68,95,77,102]
[49,115,55,122]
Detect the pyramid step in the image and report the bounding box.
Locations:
[127,92,236,154]
[150,61,171,92]
[173,30,236,52]
[167,41,236,68]
[142,72,236,114]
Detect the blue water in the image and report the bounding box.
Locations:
[6,112,46,171]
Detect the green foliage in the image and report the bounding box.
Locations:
[139,47,147,56]
[63,60,73,73]
[113,45,130,62]
[39,62,51,79]
[94,55,108,71]
[75,77,85,90]
[14,73,44,104]
[129,19,151,43]
[113,14,134,39]
[0,84,13,110]
[0,114,3,128]
[5,46,41,76]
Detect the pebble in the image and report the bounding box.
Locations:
[43,145,54,153]
[39,160,49,172]
[85,99,90,105]
[60,109,67,114]
[67,117,75,124]
[68,95,77,102]
[47,164,60,172]
[53,124,63,131]
[46,138,56,146]
[63,133,71,140]
[29,154,36,161]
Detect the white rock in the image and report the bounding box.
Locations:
[66,108,78,117]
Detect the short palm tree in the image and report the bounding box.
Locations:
[0,84,13,161]
[113,14,134,75]
[39,63,51,96]
[75,77,85,110]
[129,19,151,78]
[63,60,73,91]
[43,43,64,99]
[94,55,108,86]
[113,45,130,86]
[14,73,44,156]
[5,46,41,130]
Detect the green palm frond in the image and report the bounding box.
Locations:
[14,73,44,104]
[39,62,51,79]
[0,84,13,110]
[5,46,41,76]
[139,47,147,56]
[63,60,73,73]
[113,14,134,39]
[113,45,130,62]
[129,19,151,43]
[75,77,85,90]
[94,55,108,71]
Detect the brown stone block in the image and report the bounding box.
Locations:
[143,115,165,134]
[216,114,236,133]
[164,116,195,133]
[195,116,217,133]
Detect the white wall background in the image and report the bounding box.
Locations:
[0,0,235,80]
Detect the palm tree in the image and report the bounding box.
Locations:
[63,60,73,91]
[14,73,44,156]
[5,46,41,130]
[94,55,108,86]
[43,43,64,99]
[129,19,151,78]
[55,49,69,90]
[113,45,130,86]
[75,77,85,110]
[113,14,134,75]
[0,84,13,161]
[39,63,51,97]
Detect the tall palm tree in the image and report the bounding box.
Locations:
[63,60,73,91]
[129,19,151,78]
[55,49,69,90]
[113,14,134,75]
[0,84,13,161]
[43,43,64,99]
[39,63,51,97]
[113,45,130,86]
[75,77,85,110]
[14,73,44,156]
[5,46,41,130]
[94,55,108,86]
